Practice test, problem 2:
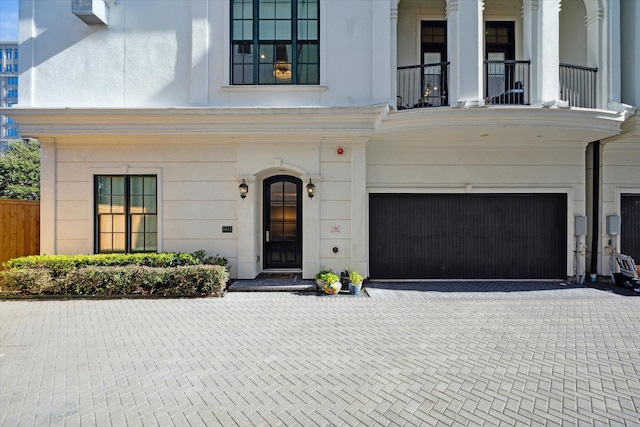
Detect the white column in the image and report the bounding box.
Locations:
[584,5,602,108]
[535,0,560,105]
[447,0,483,107]
[390,0,399,109]
[446,0,459,105]
[522,0,539,103]
[190,0,209,105]
[605,0,621,107]
[17,0,35,106]
[621,0,640,106]
[350,138,368,276]
[39,138,56,255]
[236,176,258,279]
[372,0,391,104]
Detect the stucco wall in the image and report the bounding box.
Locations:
[366,141,588,277]
[601,133,640,275]
[49,136,368,279]
[396,0,446,67]
[18,0,390,109]
[52,138,241,274]
[559,0,588,66]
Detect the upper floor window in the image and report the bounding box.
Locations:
[231,0,319,85]
[5,50,12,59]
[5,64,12,72]
[7,90,18,98]
[7,77,18,85]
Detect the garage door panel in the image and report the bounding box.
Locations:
[370,194,567,279]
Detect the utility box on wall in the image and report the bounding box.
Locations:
[72,0,108,25]
[574,216,587,236]
[606,215,621,235]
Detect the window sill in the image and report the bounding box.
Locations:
[221,85,328,93]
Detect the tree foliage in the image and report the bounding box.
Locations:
[0,139,40,200]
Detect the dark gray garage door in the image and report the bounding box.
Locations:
[369,193,567,279]
[621,194,640,263]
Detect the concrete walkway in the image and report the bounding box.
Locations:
[1,282,639,426]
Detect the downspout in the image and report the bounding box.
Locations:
[590,141,600,274]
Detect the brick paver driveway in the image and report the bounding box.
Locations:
[2,282,640,426]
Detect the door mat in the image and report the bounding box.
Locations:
[259,273,297,279]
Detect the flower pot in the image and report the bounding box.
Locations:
[348,282,361,295]
[321,281,341,295]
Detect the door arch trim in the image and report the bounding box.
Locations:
[235,163,321,279]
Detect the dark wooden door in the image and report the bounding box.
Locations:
[263,175,302,269]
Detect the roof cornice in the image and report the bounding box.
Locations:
[3,106,386,138]
[375,106,625,144]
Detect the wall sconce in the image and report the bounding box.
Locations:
[239,179,248,199]
[306,179,316,198]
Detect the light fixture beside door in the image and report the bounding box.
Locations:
[306,179,315,198]
[239,179,248,199]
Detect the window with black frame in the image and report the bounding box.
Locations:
[95,175,157,253]
[485,21,518,104]
[231,0,319,85]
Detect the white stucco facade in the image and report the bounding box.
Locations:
[4,0,639,280]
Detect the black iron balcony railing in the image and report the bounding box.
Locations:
[484,60,531,105]
[396,60,597,111]
[560,63,597,109]
[397,62,449,110]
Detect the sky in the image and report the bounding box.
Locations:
[0,0,19,42]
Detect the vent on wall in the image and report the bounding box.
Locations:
[72,0,109,25]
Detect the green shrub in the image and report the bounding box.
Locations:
[190,250,230,268]
[0,264,228,297]
[3,252,200,278]
[167,265,229,296]
[65,266,145,296]
[0,268,61,295]
[1,250,229,297]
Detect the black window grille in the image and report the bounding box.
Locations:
[95,175,157,253]
[231,0,319,85]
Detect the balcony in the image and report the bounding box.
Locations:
[396,62,449,110]
[484,60,531,105]
[560,64,597,109]
[396,60,598,111]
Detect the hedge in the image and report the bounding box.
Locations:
[3,252,200,278]
[0,265,228,297]
[0,251,229,297]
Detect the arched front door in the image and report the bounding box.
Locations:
[263,175,302,269]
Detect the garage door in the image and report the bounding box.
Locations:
[621,194,640,263]
[369,193,567,279]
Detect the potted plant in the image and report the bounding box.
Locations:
[315,270,341,295]
[347,269,364,295]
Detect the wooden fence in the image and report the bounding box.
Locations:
[0,199,40,268]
